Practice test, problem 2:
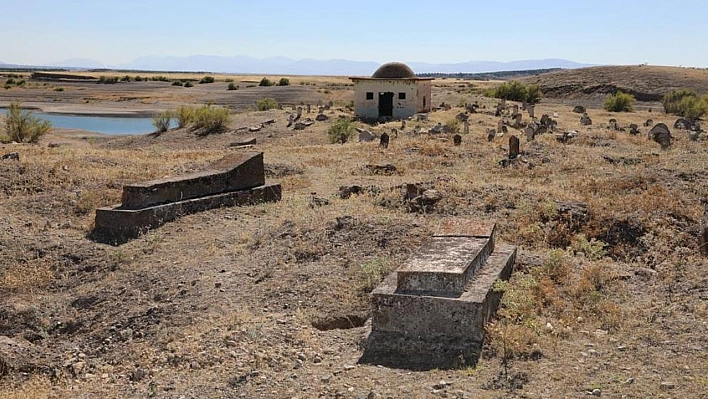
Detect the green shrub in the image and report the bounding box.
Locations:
[227,82,238,91]
[193,104,230,134]
[255,98,279,111]
[151,110,173,134]
[602,91,635,112]
[54,87,64,92]
[172,81,183,86]
[663,89,708,119]
[121,75,132,82]
[175,105,195,128]
[445,119,461,133]
[327,117,355,144]
[486,81,542,104]
[151,75,169,82]
[134,76,144,82]
[276,77,290,86]
[98,76,119,84]
[4,101,51,143]
[259,77,274,87]
[199,76,215,84]
[184,81,194,87]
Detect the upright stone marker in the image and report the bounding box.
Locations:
[453,134,462,146]
[509,135,520,158]
[527,104,535,118]
[380,132,390,148]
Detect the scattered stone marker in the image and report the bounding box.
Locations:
[700,205,707,256]
[509,135,520,158]
[358,129,377,142]
[501,125,508,134]
[497,120,504,133]
[230,137,257,147]
[512,104,519,116]
[453,134,462,146]
[649,123,672,149]
[463,120,470,134]
[294,106,303,121]
[380,132,390,148]
[293,122,307,130]
[306,104,311,114]
[644,119,654,127]
[360,219,517,369]
[315,113,328,121]
[513,113,523,128]
[401,120,407,130]
[609,119,619,131]
[456,112,468,122]
[487,128,496,141]
[1,152,20,161]
[524,126,535,141]
[287,114,294,127]
[629,124,640,135]
[429,123,443,134]
[556,130,578,143]
[573,105,586,113]
[580,113,592,126]
[527,104,535,118]
[94,152,281,244]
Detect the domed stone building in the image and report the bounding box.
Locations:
[350,62,433,120]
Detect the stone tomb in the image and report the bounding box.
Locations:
[360,219,517,369]
[94,152,281,243]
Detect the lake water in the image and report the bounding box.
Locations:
[0,108,170,135]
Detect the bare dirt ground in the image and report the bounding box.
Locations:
[0,68,707,398]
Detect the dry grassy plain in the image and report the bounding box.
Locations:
[0,67,707,398]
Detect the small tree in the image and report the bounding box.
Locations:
[259,77,274,87]
[277,77,290,86]
[4,101,51,143]
[327,118,355,144]
[255,98,279,111]
[152,110,173,134]
[603,92,635,112]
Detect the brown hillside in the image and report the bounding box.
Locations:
[521,65,708,102]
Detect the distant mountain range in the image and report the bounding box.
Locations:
[0,55,595,75]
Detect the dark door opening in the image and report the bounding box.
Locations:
[378,92,394,117]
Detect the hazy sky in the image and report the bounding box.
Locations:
[2,0,706,67]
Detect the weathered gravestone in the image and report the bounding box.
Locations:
[453,134,462,146]
[525,126,535,141]
[380,132,390,148]
[509,135,520,158]
[360,219,516,369]
[527,104,535,118]
[463,120,470,135]
[486,128,496,142]
[644,119,654,127]
[94,152,281,244]
[649,123,672,149]
[358,129,377,142]
[629,124,640,135]
[573,105,586,113]
[580,113,592,126]
[609,119,619,131]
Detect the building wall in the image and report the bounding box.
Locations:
[416,80,432,113]
[352,79,424,119]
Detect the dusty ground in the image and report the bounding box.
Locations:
[0,68,707,398]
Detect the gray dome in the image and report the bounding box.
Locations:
[372,62,416,79]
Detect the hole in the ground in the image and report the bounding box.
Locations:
[311,314,368,331]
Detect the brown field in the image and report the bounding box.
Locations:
[0,66,707,398]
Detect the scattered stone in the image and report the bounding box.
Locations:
[580,113,592,126]
[660,381,676,390]
[524,126,535,141]
[456,112,468,122]
[628,124,640,135]
[429,122,444,134]
[527,104,535,118]
[608,118,618,131]
[649,123,672,149]
[674,117,695,130]
[380,132,390,149]
[463,120,470,134]
[287,114,294,127]
[293,122,307,130]
[1,152,20,161]
[229,138,256,147]
[556,130,578,143]
[590,388,602,396]
[315,113,328,121]
[309,193,329,207]
[573,105,586,113]
[48,143,61,148]
[248,125,263,132]
[357,128,377,142]
[262,119,275,125]
[453,134,462,146]
[643,118,654,127]
[339,185,363,199]
[364,164,398,175]
[486,129,496,141]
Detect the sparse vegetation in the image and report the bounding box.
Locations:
[259,77,274,87]
[327,117,355,144]
[255,98,279,111]
[175,105,195,128]
[277,77,290,86]
[227,82,238,90]
[151,110,173,134]
[486,81,542,104]
[192,104,230,134]
[184,81,194,87]
[602,91,635,112]
[662,89,708,119]
[97,76,119,84]
[199,76,215,84]
[3,101,51,143]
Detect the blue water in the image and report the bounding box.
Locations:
[0,108,171,135]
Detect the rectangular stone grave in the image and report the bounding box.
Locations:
[94,151,280,244]
[360,218,516,369]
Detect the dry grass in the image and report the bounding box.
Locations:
[0,70,707,398]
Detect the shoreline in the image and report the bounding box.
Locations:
[0,102,163,118]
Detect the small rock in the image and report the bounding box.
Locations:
[660,381,675,390]
[625,377,634,384]
[320,374,331,383]
[591,388,601,396]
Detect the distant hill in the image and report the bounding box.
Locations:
[520,65,708,101]
[1,56,593,76]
